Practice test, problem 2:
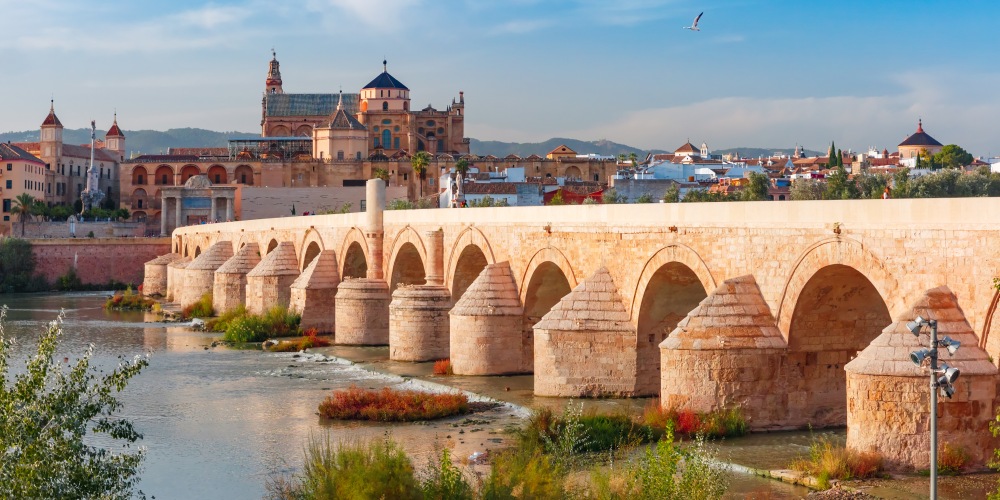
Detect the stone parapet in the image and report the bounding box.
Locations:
[450,262,525,375]
[246,242,299,315]
[534,267,637,397]
[289,250,339,333]
[213,243,261,314]
[389,285,452,361]
[334,278,390,345]
[180,241,233,308]
[143,253,181,297]
[845,286,999,470]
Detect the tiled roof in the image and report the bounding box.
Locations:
[675,142,699,154]
[131,154,201,162]
[106,119,124,138]
[248,242,300,277]
[898,130,943,147]
[535,267,630,332]
[464,182,517,195]
[291,250,339,289]
[0,143,44,163]
[362,70,409,91]
[216,243,262,274]
[62,144,119,162]
[187,241,234,271]
[525,154,542,160]
[547,145,577,155]
[42,108,62,127]
[330,108,366,130]
[451,262,523,316]
[264,93,360,118]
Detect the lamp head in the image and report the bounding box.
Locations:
[940,336,961,355]
[910,349,930,366]
[940,364,960,384]
[906,315,927,336]
[940,383,956,399]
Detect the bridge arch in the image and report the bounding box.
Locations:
[446,226,497,300]
[778,237,896,428]
[386,226,428,291]
[630,244,715,395]
[265,238,279,255]
[519,247,577,372]
[298,229,326,270]
[339,227,370,280]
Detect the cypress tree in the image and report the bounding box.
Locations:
[827,141,837,168]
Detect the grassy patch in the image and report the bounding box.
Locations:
[104,286,156,311]
[216,306,301,343]
[433,358,453,375]
[790,436,885,486]
[268,329,331,352]
[181,292,214,319]
[318,385,469,422]
[938,443,970,476]
[643,403,748,439]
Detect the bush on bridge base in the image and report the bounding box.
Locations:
[318,385,469,422]
[104,286,155,311]
[218,306,301,343]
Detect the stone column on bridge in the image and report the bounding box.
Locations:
[845,286,998,470]
[213,242,261,314]
[659,275,788,429]
[389,229,452,361]
[449,262,525,375]
[246,242,300,315]
[336,179,392,345]
[534,267,638,397]
[180,241,234,309]
[160,197,169,236]
[143,252,181,297]
[174,197,183,231]
[225,197,234,221]
[209,197,217,223]
[289,250,339,334]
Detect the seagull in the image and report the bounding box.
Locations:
[683,12,703,31]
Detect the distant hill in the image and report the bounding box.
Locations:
[0,128,255,157]
[470,138,668,158]
[713,147,823,158]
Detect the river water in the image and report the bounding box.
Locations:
[0,292,830,499]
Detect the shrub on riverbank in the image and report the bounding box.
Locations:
[104,286,155,311]
[790,436,884,487]
[318,385,469,422]
[433,358,453,375]
[214,306,301,343]
[182,292,214,319]
[0,238,48,293]
[642,403,748,439]
[268,328,330,352]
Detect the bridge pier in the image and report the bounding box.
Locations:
[180,241,233,309]
[390,229,451,361]
[213,242,261,314]
[659,275,789,429]
[534,267,638,396]
[289,250,339,334]
[845,286,999,470]
[165,257,191,303]
[450,262,526,375]
[246,241,299,315]
[143,253,181,297]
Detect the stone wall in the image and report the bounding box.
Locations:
[237,186,408,220]
[23,220,145,239]
[32,238,170,286]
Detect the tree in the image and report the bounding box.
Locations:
[741,172,770,201]
[31,199,49,220]
[602,188,626,204]
[10,193,35,237]
[790,178,825,201]
[855,172,892,199]
[823,164,859,200]
[628,152,638,167]
[372,167,390,183]
[454,159,470,176]
[827,141,837,168]
[635,192,654,204]
[932,144,974,170]
[411,151,432,198]
[548,191,565,206]
[0,311,148,498]
[661,183,681,203]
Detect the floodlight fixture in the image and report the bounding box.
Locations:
[939,383,956,399]
[939,336,961,356]
[937,364,960,385]
[910,349,931,366]
[906,315,928,336]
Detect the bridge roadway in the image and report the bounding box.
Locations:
[156,181,1000,468]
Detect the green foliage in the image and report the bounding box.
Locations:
[548,191,566,206]
[469,195,504,208]
[988,408,1000,499]
[931,144,974,170]
[10,192,35,237]
[0,238,48,293]
[602,188,626,204]
[480,448,567,500]
[317,202,352,215]
[661,183,681,203]
[298,437,421,500]
[372,167,390,183]
[420,448,474,499]
[632,435,727,500]
[181,292,214,319]
[411,151,432,198]
[455,158,470,175]
[827,141,837,168]
[855,172,892,199]
[206,305,247,332]
[635,192,654,204]
[0,309,148,499]
[582,197,599,205]
[741,172,770,201]
[681,189,735,203]
[387,199,416,210]
[823,164,859,200]
[221,306,301,343]
[48,204,75,221]
[53,267,126,292]
[104,286,155,311]
[790,435,884,484]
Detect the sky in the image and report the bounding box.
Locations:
[2,0,999,156]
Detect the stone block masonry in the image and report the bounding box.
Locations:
[32,238,170,287]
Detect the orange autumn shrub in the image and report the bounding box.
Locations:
[318,385,469,422]
[432,359,453,375]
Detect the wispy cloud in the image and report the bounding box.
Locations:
[305,0,421,31]
[488,19,553,36]
[712,34,745,44]
[573,0,682,26]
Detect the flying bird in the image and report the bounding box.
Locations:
[683,12,703,31]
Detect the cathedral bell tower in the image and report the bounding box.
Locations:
[105,112,125,161]
[40,99,64,159]
[265,49,283,95]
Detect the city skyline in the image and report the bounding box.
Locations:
[2,0,998,155]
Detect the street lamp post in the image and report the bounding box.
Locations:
[907,316,962,500]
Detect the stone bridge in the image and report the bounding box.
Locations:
[152,181,1000,469]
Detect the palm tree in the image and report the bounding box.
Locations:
[628,152,638,167]
[372,167,390,184]
[411,151,432,198]
[455,158,470,176]
[10,193,35,237]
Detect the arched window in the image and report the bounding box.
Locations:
[382,101,389,111]
[382,130,391,148]
[403,102,408,111]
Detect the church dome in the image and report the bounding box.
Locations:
[898,119,942,148]
[362,60,409,91]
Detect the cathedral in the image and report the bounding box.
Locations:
[259,52,469,158]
